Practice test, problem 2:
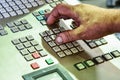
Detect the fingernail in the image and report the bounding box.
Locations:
[56,36,63,44]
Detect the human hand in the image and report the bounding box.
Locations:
[46,3,116,44]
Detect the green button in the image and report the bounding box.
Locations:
[85,60,95,67]
[74,62,86,70]
[45,58,54,65]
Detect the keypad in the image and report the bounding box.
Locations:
[40,27,84,58]
[74,50,120,71]
[11,35,47,61]
[6,19,32,33]
[84,38,108,49]
[0,0,45,19]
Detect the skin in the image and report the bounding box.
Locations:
[46,3,120,44]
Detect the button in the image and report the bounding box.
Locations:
[93,56,104,64]
[39,50,48,57]
[46,30,54,35]
[0,30,8,36]
[66,43,74,48]
[23,42,31,48]
[34,45,43,51]
[45,58,54,65]
[14,21,22,26]
[24,54,33,61]
[31,62,39,69]
[24,24,32,29]
[76,46,84,52]
[44,36,52,42]
[52,28,60,34]
[20,49,29,56]
[16,43,24,50]
[19,37,27,43]
[53,46,61,52]
[64,49,72,55]
[72,41,79,46]
[36,15,44,21]
[32,12,40,17]
[74,62,86,70]
[12,39,20,45]
[27,47,36,53]
[40,20,47,25]
[39,10,45,15]
[57,51,66,58]
[88,42,97,48]
[59,44,67,50]
[70,48,78,54]
[40,31,47,37]
[94,40,102,46]
[21,19,28,24]
[10,27,19,33]
[84,59,95,67]
[111,50,120,58]
[48,41,56,47]
[30,40,39,46]
[26,35,34,41]
[100,38,107,44]
[102,53,113,61]
[32,51,40,59]
[18,25,26,31]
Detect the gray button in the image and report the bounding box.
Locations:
[50,35,56,40]
[8,1,16,6]
[30,40,39,46]
[21,19,28,24]
[14,21,22,26]
[77,46,84,52]
[12,39,20,45]
[2,12,10,18]
[7,22,15,28]
[26,35,34,41]
[18,4,26,9]
[27,47,36,53]
[102,53,113,61]
[50,3,56,8]
[24,54,33,61]
[52,28,60,34]
[16,10,23,15]
[39,50,48,57]
[19,37,27,43]
[14,0,22,5]
[72,41,79,46]
[59,44,67,50]
[25,3,32,8]
[0,25,4,30]
[12,5,19,10]
[23,42,32,48]
[5,7,13,12]
[18,25,26,31]
[0,30,8,36]
[64,49,72,55]
[66,43,74,48]
[40,32,47,37]
[57,51,66,58]
[32,12,40,17]
[0,8,6,13]
[48,41,56,47]
[111,50,120,58]
[9,11,17,16]
[31,2,38,7]
[10,27,19,33]
[36,0,45,6]
[70,48,78,54]
[46,30,53,35]
[2,2,9,7]
[95,40,102,46]
[34,45,43,51]
[24,23,32,29]
[88,42,97,48]
[22,8,30,13]
[44,36,52,42]
[16,43,24,50]
[53,46,61,52]
[93,56,104,64]
[40,20,47,25]
[20,49,29,56]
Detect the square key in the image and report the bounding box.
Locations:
[24,24,32,29]
[44,36,52,42]
[19,37,27,43]
[18,25,26,31]
[57,51,66,58]
[64,49,72,55]
[40,31,47,37]
[0,30,8,36]
[46,30,54,35]
[84,59,95,67]
[100,38,107,44]
[20,49,29,56]
[39,50,48,57]
[72,41,79,46]
[88,42,97,48]
[53,46,61,52]
[21,19,28,24]
[102,53,113,61]
[34,45,43,51]
[14,21,22,26]
[77,46,84,52]
[32,51,40,59]
[74,62,86,70]
[45,58,54,65]
[10,27,19,33]
[93,56,104,64]
[59,44,67,50]
[31,62,39,69]
[26,35,34,41]
[27,47,36,53]
[48,41,56,47]
[66,43,74,48]
[94,40,102,46]
[12,39,20,45]
[23,42,31,48]
[40,20,47,25]
[52,28,60,34]
[30,40,39,46]
[111,50,120,58]
[16,43,24,50]
[32,12,40,17]
[24,54,33,61]
[50,35,56,40]
[70,48,78,54]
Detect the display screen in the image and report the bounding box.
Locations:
[36,72,63,80]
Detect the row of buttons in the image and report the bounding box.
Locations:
[7,19,32,33]
[74,50,120,71]
[40,27,84,58]
[84,38,108,49]
[11,35,47,61]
